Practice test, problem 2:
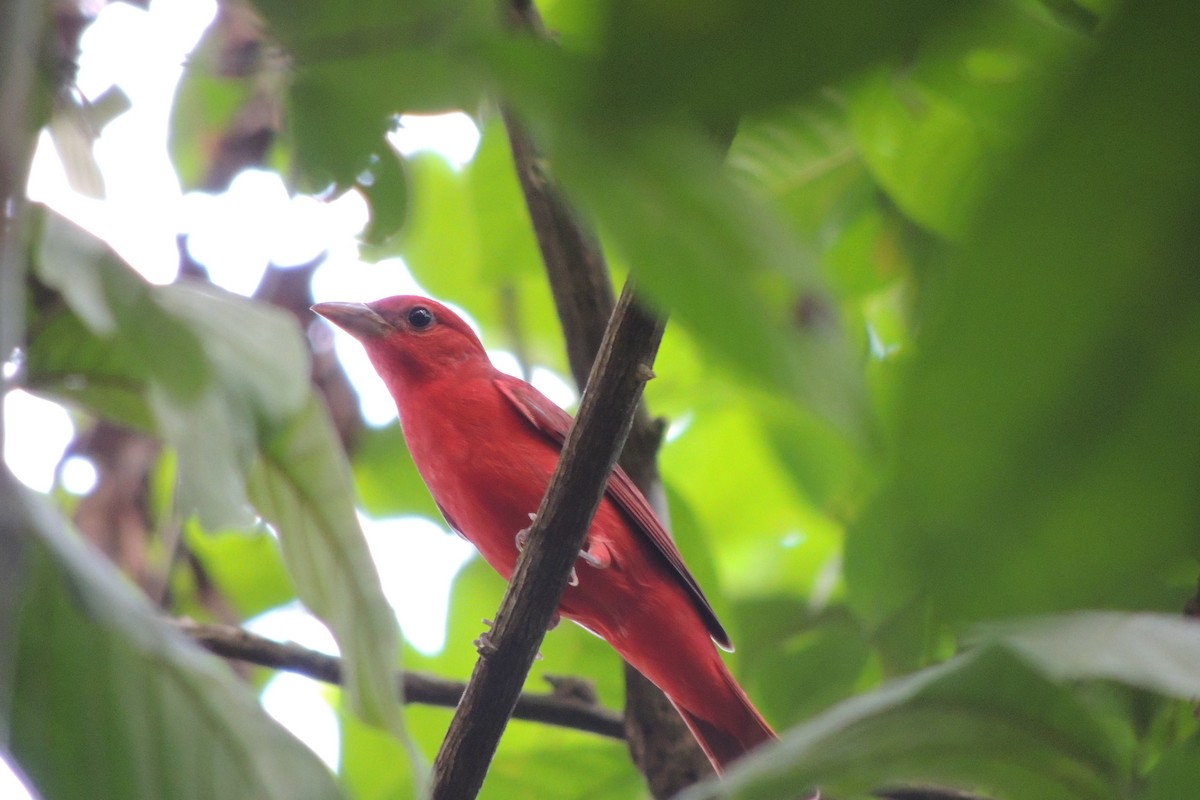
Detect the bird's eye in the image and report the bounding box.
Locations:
[407,306,434,329]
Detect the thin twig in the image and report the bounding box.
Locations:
[428,282,665,800]
[177,620,626,740]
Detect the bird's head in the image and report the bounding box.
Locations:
[312,296,489,389]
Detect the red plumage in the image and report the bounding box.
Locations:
[313,295,775,772]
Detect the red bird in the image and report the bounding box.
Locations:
[313,295,775,772]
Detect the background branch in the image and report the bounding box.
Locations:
[428,282,665,800]
[178,620,625,740]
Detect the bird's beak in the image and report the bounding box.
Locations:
[311,302,394,340]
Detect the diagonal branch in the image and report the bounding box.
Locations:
[428,281,665,800]
[177,620,625,740]
[500,4,713,792]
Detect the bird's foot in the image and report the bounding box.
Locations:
[476,616,549,660]
[578,538,612,570]
[474,618,497,656]
[515,512,538,552]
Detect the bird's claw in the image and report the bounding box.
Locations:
[515,512,538,552]
[568,567,579,587]
[578,548,606,569]
[475,618,497,656]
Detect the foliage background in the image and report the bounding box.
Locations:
[3,0,1200,798]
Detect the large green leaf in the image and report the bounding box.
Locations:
[845,0,1200,631]
[0,478,343,800]
[247,394,411,744]
[680,646,1124,800]
[984,612,1200,699]
[24,215,407,749]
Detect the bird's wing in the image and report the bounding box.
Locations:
[495,375,732,650]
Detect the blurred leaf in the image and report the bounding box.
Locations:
[983,612,1200,699]
[258,0,492,193]
[659,395,842,600]
[360,146,409,246]
[748,609,873,727]
[185,523,295,619]
[168,19,263,192]
[0,479,343,800]
[338,702,416,800]
[34,210,209,401]
[588,0,958,118]
[681,646,1124,800]
[352,422,440,521]
[25,305,157,430]
[248,394,411,746]
[547,121,871,443]
[483,739,640,800]
[846,0,1200,630]
[728,97,869,249]
[1142,738,1200,800]
[848,71,993,238]
[847,1,1088,237]
[25,217,408,757]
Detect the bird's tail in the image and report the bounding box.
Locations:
[671,658,776,773]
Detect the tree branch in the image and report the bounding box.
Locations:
[428,282,665,800]
[177,620,625,740]
[500,7,713,793]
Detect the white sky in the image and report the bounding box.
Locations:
[1,0,574,789]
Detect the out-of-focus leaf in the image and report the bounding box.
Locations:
[338,702,416,800]
[846,0,1200,631]
[185,523,295,619]
[728,97,868,249]
[848,71,993,238]
[659,395,842,600]
[746,608,873,727]
[25,217,407,755]
[352,422,439,521]
[248,394,411,745]
[0,479,343,800]
[482,739,640,800]
[546,121,870,444]
[168,16,265,192]
[1142,738,1200,800]
[589,0,957,117]
[34,210,209,401]
[24,306,156,430]
[983,612,1200,699]
[360,146,409,246]
[680,646,1124,800]
[847,2,1087,238]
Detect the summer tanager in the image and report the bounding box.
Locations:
[313,295,774,771]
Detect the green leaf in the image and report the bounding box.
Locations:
[352,422,440,521]
[680,646,1124,800]
[248,394,412,747]
[360,146,409,246]
[34,210,209,401]
[983,612,1200,699]
[547,121,871,443]
[0,479,343,800]
[846,0,1200,631]
[1142,738,1200,800]
[588,0,958,117]
[185,523,296,619]
[25,219,408,762]
[847,1,1087,237]
[337,701,416,800]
